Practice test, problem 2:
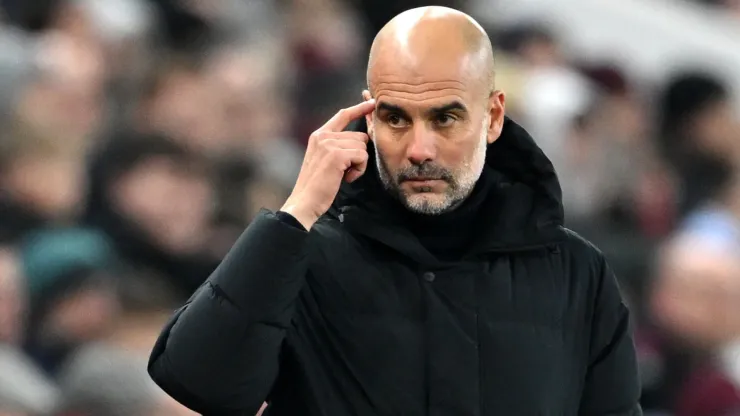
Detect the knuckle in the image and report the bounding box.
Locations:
[328,147,343,158]
[317,136,334,148]
[309,131,322,143]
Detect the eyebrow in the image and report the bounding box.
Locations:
[376,101,469,118]
[377,102,410,118]
[429,101,468,115]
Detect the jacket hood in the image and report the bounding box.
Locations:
[331,116,566,257]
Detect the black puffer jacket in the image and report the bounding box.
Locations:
[148,118,642,416]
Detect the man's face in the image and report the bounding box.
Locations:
[365,83,503,215]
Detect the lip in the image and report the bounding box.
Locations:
[404,178,441,186]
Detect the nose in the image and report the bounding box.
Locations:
[406,125,436,165]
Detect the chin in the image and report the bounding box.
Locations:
[403,193,453,215]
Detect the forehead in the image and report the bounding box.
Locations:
[369,52,480,108]
[373,78,469,109]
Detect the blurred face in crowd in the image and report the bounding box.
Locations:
[17,32,106,144]
[690,99,740,161]
[144,68,227,155]
[205,47,291,147]
[364,7,505,215]
[651,236,740,349]
[111,155,213,254]
[0,247,25,344]
[44,276,120,343]
[1,150,86,220]
[591,92,648,146]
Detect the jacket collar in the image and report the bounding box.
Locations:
[330,116,567,264]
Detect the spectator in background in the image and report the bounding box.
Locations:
[0,241,59,415]
[21,228,119,377]
[135,57,227,156]
[651,231,740,415]
[15,30,106,147]
[134,46,297,257]
[57,345,184,416]
[555,112,612,223]
[56,271,194,416]
[0,121,87,242]
[657,71,740,218]
[496,23,595,178]
[0,23,109,242]
[287,0,368,144]
[579,65,675,237]
[85,133,217,300]
[50,0,158,132]
[203,43,302,191]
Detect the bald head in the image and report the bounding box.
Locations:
[367,6,495,98]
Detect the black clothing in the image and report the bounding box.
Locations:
[148,118,642,415]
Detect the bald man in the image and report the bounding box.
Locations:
[149,7,642,415]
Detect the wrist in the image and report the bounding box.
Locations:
[280,199,320,230]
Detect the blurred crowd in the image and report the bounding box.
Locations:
[0,0,737,415]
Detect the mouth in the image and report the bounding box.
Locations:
[403,178,442,187]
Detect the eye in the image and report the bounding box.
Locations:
[435,113,456,127]
[387,113,407,128]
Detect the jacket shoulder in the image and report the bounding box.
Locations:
[553,228,614,295]
[559,227,608,265]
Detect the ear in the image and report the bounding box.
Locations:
[362,89,374,140]
[487,90,506,144]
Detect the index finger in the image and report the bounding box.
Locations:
[321,99,376,132]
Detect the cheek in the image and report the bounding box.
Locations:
[373,135,406,166]
[438,139,476,166]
